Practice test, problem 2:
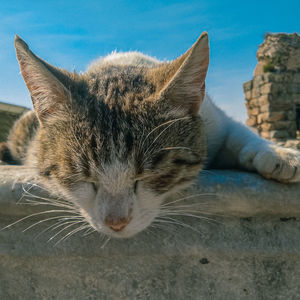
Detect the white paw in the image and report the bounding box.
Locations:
[239,144,300,183]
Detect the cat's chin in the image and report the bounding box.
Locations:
[100,229,142,239]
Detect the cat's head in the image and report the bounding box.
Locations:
[14,33,209,238]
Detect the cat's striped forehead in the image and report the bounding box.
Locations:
[36,51,207,194]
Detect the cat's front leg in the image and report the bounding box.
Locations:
[238,140,300,183]
[201,97,300,182]
[223,120,300,183]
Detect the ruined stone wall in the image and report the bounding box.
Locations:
[244,33,300,147]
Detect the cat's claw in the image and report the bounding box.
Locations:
[240,144,300,183]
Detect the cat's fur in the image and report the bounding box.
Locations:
[1,32,300,238]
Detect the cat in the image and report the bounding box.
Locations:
[1,32,300,238]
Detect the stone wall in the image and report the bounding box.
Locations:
[0,166,300,299]
[244,33,300,148]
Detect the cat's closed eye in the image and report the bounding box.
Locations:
[91,182,98,192]
[133,180,138,193]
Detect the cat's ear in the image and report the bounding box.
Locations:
[14,35,70,123]
[155,32,209,115]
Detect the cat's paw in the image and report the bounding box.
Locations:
[239,144,300,183]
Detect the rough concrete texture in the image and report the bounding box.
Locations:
[0,166,300,300]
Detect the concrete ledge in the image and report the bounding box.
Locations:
[0,166,300,299]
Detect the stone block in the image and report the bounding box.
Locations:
[260,104,269,113]
[246,117,257,127]
[249,107,260,116]
[268,130,289,139]
[253,75,267,87]
[254,62,264,76]
[260,83,273,95]
[252,87,261,98]
[293,73,300,83]
[257,111,285,124]
[275,120,294,130]
[258,94,271,106]
[288,83,300,94]
[260,131,270,139]
[248,98,260,107]
[243,80,253,92]
[287,48,300,71]
[245,90,252,100]
[260,122,274,131]
[292,94,300,104]
[287,110,295,121]
[260,121,295,138]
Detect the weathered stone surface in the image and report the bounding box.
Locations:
[243,80,253,92]
[248,107,260,116]
[254,33,300,76]
[268,130,289,139]
[244,33,300,144]
[261,130,290,140]
[257,111,285,124]
[246,117,257,127]
[0,166,300,299]
[260,83,273,95]
[288,83,300,94]
[257,94,271,106]
[265,121,288,131]
[248,98,260,107]
[287,48,300,71]
[260,123,274,131]
[260,104,269,113]
[245,90,252,100]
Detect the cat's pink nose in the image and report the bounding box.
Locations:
[104,216,131,232]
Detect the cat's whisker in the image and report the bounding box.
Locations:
[22,215,84,232]
[82,227,96,237]
[22,198,79,211]
[22,199,79,212]
[37,218,85,239]
[20,184,73,204]
[22,182,50,192]
[34,218,80,239]
[159,146,193,152]
[54,224,90,246]
[160,206,225,218]
[142,144,197,167]
[139,117,190,160]
[101,236,111,249]
[19,187,78,212]
[161,193,216,207]
[154,216,202,235]
[139,118,185,152]
[141,117,190,165]
[17,183,38,204]
[159,211,221,224]
[1,209,81,231]
[47,220,87,243]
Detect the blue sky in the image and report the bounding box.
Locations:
[0,0,299,122]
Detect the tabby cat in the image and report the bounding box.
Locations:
[1,32,300,238]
